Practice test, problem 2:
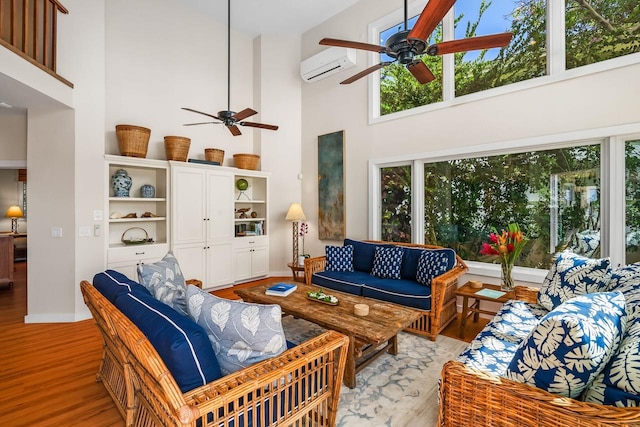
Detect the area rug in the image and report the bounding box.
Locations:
[282,317,469,427]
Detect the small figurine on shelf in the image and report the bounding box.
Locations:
[235,207,251,218]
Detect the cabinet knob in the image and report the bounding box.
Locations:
[135,252,145,255]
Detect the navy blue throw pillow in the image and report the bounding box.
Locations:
[114,291,222,393]
[370,246,403,279]
[93,269,151,303]
[416,249,455,286]
[326,245,355,272]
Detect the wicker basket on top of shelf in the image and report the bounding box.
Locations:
[233,154,260,170]
[164,136,191,161]
[205,148,224,164]
[116,125,151,158]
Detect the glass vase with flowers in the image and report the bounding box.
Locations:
[480,223,527,291]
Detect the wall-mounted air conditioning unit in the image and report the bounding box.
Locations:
[300,47,356,83]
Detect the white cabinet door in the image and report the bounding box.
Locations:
[251,245,269,278]
[206,241,234,287]
[172,167,207,245]
[172,243,207,285]
[233,246,254,282]
[206,172,234,241]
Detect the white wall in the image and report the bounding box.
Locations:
[300,1,640,271]
[105,0,255,164]
[253,35,302,274]
[0,111,27,160]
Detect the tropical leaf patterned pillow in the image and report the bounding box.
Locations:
[537,251,612,311]
[504,292,627,399]
[186,285,287,375]
[583,321,640,406]
[457,300,549,376]
[137,251,188,316]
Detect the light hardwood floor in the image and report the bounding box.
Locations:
[0,265,482,426]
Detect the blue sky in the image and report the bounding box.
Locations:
[380,0,514,61]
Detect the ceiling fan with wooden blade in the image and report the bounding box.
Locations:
[319,0,512,85]
[182,0,279,136]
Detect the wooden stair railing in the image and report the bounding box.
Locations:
[0,0,73,87]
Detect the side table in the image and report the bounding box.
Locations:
[455,282,514,338]
[287,262,305,283]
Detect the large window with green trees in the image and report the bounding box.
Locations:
[423,145,601,269]
[377,0,639,117]
[380,165,412,242]
[566,0,640,69]
[626,140,640,264]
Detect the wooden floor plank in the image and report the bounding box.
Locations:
[0,264,479,426]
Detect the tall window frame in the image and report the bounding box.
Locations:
[368,0,640,123]
[369,126,640,282]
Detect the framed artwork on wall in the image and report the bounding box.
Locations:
[317,130,345,240]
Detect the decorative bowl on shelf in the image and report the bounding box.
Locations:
[121,227,154,245]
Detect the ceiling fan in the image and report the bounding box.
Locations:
[182,0,278,136]
[319,0,513,85]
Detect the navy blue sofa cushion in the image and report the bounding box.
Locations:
[401,247,456,281]
[344,238,391,273]
[93,269,151,303]
[362,278,432,311]
[312,270,372,295]
[114,291,222,393]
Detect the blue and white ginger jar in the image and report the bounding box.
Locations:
[112,169,132,197]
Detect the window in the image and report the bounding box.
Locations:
[423,145,600,269]
[380,165,412,242]
[566,0,640,69]
[626,140,640,264]
[380,16,443,115]
[374,0,638,118]
[454,0,544,97]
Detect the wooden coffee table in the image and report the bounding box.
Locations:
[235,282,421,388]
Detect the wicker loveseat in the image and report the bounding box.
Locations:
[81,275,349,427]
[439,255,640,427]
[304,239,468,340]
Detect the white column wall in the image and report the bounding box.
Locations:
[253,35,303,275]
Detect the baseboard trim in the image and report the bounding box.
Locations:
[24,309,92,323]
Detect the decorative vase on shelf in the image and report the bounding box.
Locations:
[111,169,132,197]
[140,184,155,198]
[501,262,515,291]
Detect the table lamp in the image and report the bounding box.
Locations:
[6,205,23,234]
[285,203,306,264]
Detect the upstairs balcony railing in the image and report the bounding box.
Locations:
[0,0,72,87]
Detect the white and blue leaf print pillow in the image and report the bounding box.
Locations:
[583,321,640,406]
[137,251,188,316]
[504,292,626,399]
[537,251,612,311]
[185,285,287,375]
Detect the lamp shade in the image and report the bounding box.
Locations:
[285,203,306,221]
[5,205,23,218]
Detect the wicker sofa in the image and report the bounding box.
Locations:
[304,239,468,340]
[439,257,640,427]
[81,275,349,427]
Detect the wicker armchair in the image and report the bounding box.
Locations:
[304,240,468,341]
[81,280,349,427]
[438,285,640,427]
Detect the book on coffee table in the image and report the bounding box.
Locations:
[265,283,297,297]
